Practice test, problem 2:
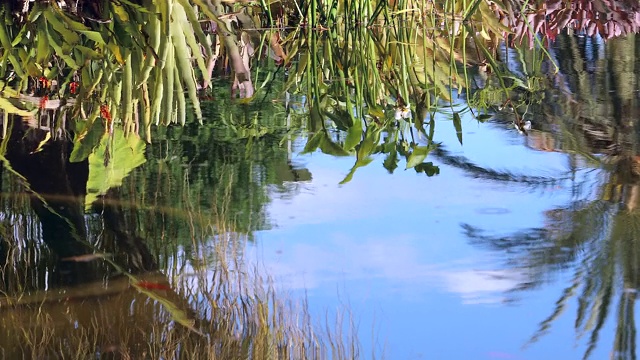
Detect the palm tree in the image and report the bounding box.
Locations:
[461,32,640,359]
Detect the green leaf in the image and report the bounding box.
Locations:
[301,131,323,154]
[106,41,125,64]
[122,52,134,126]
[325,109,352,131]
[319,133,350,156]
[479,1,513,34]
[78,30,106,45]
[43,8,80,44]
[415,162,440,176]
[161,45,175,124]
[382,150,399,173]
[0,98,35,117]
[45,24,78,68]
[176,0,212,79]
[357,127,382,160]
[36,29,51,63]
[112,18,134,48]
[30,132,51,154]
[0,20,26,78]
[503,75,527,89]
[308,105,323,132]
[344,119,362,151]
[85,129,146,210]
[368,106,385,118]
[339,157,374,185]
[453,111,463,145]
[158,0,172,35]
[119,0,155,13]
[406,146,431,169]
[112,3,131,22]
[70,121,106,163]
[171,6,203,122]
[138,13,161,85]
[476,114,493,122]
[74,45,102,59]
[174,66,187,125]
[54,6,91,32]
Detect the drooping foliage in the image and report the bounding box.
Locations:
[0,0,635,180]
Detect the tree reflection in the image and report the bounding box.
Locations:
[461,32,639,359]
[0,107,337,358]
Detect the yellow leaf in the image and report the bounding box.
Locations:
[30,132,51,154]
[480,28,492,41]
[108,42,125,64]
[112,4,130,22]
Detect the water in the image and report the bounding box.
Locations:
[0,32,639,359]
[253,115,606,359]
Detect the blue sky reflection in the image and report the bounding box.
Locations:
[250,117,613,359]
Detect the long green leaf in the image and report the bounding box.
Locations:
[301,131,323,154]
[139,14,161,85]
[43,7,80,44]
[453,111,463,145]
[171,3,203,122]
[176,0,212,78]
[122,51,134,127]
[344,114,363,151]
[162,44,175,125]
[319,133,350,156]
[45,23,78,68]
[0,98,35,117]
[174,65,187,125]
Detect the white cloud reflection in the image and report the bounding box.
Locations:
[255,151,541,306]
[249,232,527,305]
[254,121,584,308]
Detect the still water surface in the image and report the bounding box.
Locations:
[0,33,638,359]
[253,115,606,359]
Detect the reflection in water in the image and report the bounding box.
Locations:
[462,33,640,359]
[251,231,529,305]
[0,1,638,359]
[500,0,640,46]
[0,106,349,358]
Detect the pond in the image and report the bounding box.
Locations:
[248,32,638,359]
[0,1,639,359]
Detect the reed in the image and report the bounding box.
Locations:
[0,167,361,359]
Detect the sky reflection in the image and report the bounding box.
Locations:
[250,118,614,359]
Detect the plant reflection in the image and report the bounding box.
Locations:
[461,31,639,360]
[0,114,350,359]
[0,0,639,358]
